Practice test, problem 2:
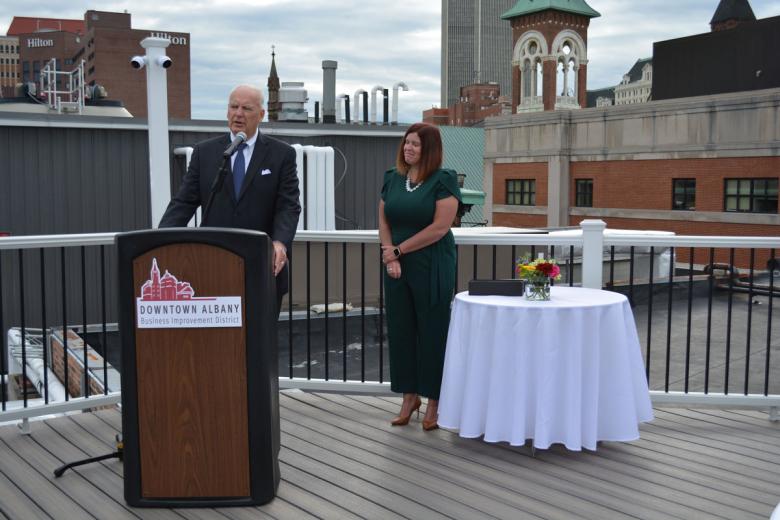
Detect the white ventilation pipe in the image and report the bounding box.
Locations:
[391,82,408,125]
[337,93,348,123]
[291,144,305,230]
[353,89,366,124]
[370,85,383,125]
[334,95,341,124]
[291,145,335,230]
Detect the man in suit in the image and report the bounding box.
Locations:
[159,85,301,312]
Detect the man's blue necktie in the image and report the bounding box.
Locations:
[232,142,247,198]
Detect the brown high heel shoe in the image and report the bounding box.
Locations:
[391,397,422,426]
[422,418,439,431]
[422,399,439,431]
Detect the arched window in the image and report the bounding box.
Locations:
[519,38,543,99]
[556,41,578,98]
[551,35,583,104]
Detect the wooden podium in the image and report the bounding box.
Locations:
[117,228,280,507]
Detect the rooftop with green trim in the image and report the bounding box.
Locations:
[501,0,601,20]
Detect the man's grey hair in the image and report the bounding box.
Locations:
[230,84,265,107]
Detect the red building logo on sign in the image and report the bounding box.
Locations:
[140,258,195,301]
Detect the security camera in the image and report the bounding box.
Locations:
[130,56,146,69]
[156,56,172,69]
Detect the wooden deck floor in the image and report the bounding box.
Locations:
[1,391,779,519]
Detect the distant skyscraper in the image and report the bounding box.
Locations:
[441,0,515,108]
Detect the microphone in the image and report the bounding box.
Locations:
[223,131,247,157]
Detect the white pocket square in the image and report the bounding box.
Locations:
[261,168,272,176]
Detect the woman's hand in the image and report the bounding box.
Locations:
[381,244,400,265]
[385,259,402,279]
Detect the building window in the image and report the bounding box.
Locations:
[672,179,696,210]
[506,179,536,206]
[575,179,593,207]
[724,178,778,213]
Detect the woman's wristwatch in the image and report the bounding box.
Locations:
[393,245,402,258]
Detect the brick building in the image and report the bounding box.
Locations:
[7,11,190,118]
[423,82,510,126]
[0,35,20,98]
[483,0,778,268]
[484,88,780,267]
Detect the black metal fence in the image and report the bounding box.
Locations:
[1,233,779,417]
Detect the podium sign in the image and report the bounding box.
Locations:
[118,228,279,507]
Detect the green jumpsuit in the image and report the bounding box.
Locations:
[381,168,462,399]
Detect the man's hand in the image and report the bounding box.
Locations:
[272,240,287,276]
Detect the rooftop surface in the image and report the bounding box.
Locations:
[1,392,779,519]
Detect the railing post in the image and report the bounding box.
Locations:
[581,219,606,289]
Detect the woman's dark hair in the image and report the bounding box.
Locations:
[395,122,443,183]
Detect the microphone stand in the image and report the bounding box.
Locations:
[53,434,123,478]
[201,155,231,225]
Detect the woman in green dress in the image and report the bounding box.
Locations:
[379,122,462,431]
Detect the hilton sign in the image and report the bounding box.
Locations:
[149,32,188,46]
[27,38,54,48]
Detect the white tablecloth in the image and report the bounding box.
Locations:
[438,286,653,450]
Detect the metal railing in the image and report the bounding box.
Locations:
[1,223,779,429]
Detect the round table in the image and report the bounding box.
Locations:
[438,286,653,451]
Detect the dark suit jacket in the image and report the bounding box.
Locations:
[159,132,301,295]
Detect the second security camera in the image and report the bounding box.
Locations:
[156,56,172,69]
[130,56,146,69]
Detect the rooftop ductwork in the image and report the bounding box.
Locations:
[321,60,337,124]
[370,85,383,125]
[392,82,408,125]
[353,89,367,124]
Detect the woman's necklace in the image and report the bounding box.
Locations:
[405,175,423,193]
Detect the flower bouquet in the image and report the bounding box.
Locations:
[515,256,561,301]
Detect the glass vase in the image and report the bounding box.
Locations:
[524,279,551,301]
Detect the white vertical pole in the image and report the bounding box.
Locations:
[581,219,606,289]
[142,37,172,228]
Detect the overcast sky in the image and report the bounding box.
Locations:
[2,1,779,123]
